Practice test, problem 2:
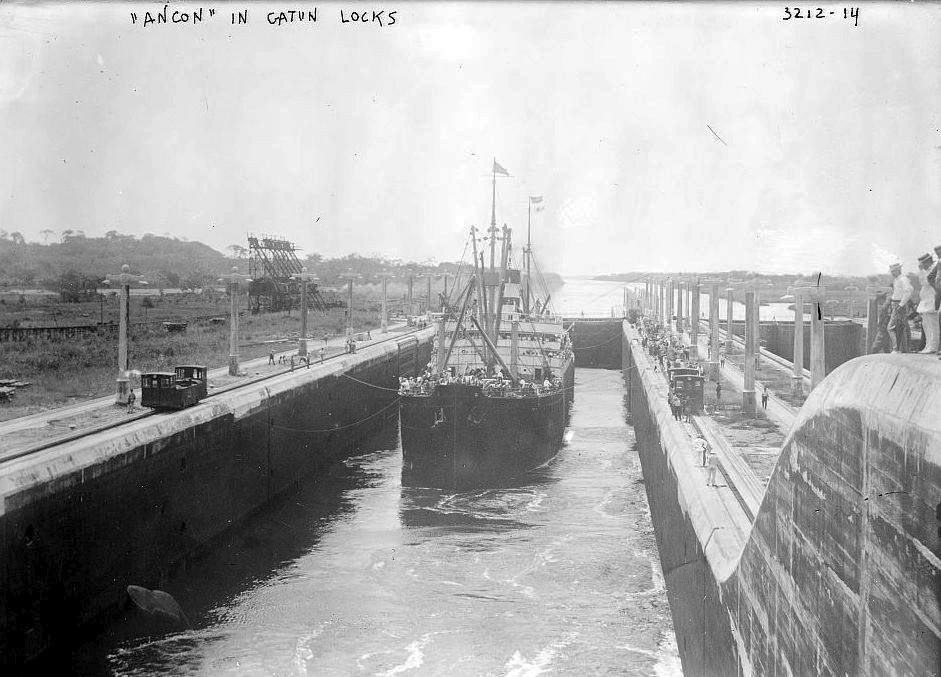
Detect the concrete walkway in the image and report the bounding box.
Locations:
[691,328,798,431]
[0,324,416,460]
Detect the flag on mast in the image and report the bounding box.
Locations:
[492,160,510,177]
[530,195,544,212]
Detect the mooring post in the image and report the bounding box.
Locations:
[219,266,252,376]
[709,281,720,380]
[742,290,757,415]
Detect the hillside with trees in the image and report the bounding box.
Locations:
[0,230,564,298]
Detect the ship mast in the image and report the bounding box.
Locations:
[488,161,499,333]
[525,199,532,315]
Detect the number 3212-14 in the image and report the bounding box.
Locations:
[782,7,859,26]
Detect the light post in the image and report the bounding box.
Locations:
[347,276,354,339]
[407,274,414,316]
[666,277,674,331]
[104,264,144,405]
[293,266,318,357]
[781,292,803,398]
[708,280,720,380]
[689,280,700,359]
[378,273,391,334]
[725,281,735,352]
[789,284,827,392]
[219,266,252,376]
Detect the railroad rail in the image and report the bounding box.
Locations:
[0,327,426,466]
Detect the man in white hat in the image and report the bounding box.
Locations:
[916,253,938,353]
[887,262,913,353]
[929,245,941,354]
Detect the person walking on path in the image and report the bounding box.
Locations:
[715,382,722,402]
[888,262,914,353]
[320,346,326,363]
[268,350,275,365]
[761,388,768,409]
[127,389,136,413]
[916,252,939,353]
[706,451,718,486]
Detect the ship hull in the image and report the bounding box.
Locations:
[400,364,574,489]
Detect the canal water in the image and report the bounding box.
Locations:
[67,368,681,676]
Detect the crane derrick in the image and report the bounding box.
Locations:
[247,234,327,314]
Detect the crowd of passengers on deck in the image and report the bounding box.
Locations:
[399,367,563,397]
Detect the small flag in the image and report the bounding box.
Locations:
[531,195,544,212]
[492,160,510,176]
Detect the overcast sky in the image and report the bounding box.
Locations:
[1,2,939,276]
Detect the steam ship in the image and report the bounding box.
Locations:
[399,161,574,489]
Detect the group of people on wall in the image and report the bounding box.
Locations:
[874,246,941,355]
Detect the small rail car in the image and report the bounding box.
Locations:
[668,366,705,413]
[140,365,208,410]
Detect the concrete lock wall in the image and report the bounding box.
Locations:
[567,318,623,369]
[728,319,862,374]
[624,321,941,676]
[0,334,433,666]
[623,326,739,677]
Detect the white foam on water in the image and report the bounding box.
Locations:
[564,430,575,444]
[616,643,657,658]
[525,491,547,512]
[592,489,619,519]
[375,632,435,676]
[502,632,578,677]
[653,633,684,677]
[293,621,329,675]
[647,549,667,596]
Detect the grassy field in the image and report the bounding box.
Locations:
[0,290,396,420]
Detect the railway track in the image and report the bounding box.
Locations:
[0,328,426,466]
